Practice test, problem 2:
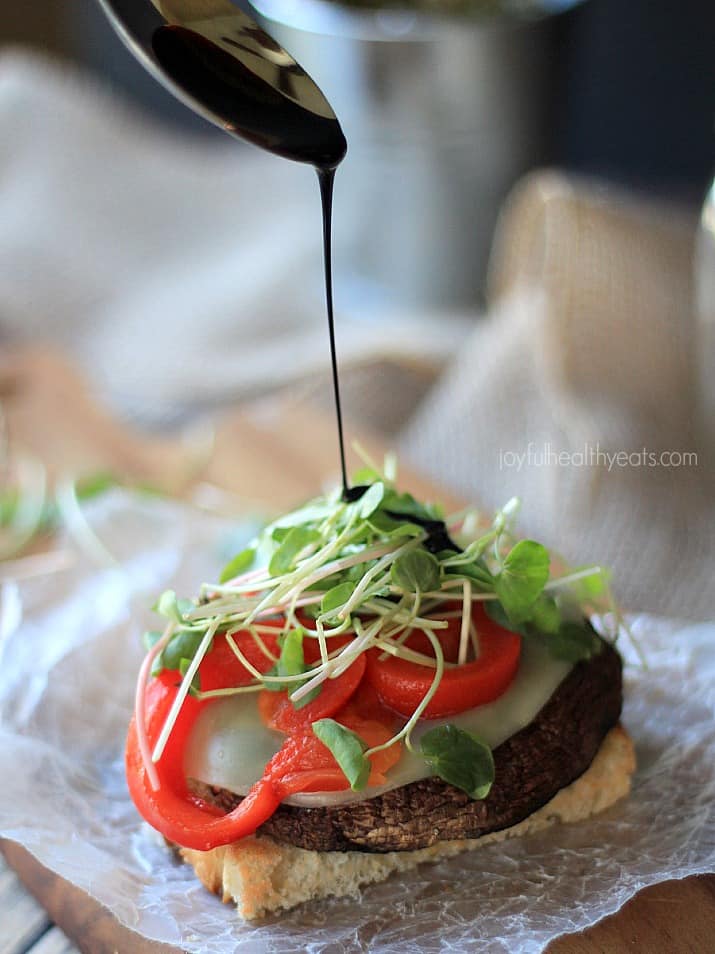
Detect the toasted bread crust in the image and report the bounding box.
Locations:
[181,724,635,920]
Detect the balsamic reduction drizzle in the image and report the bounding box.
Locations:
[317,167,350,500]
[387,514,460,554]
[343,486,460,553]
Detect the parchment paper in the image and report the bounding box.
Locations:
[1,491,713,953]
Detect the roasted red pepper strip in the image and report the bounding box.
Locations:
[257,652,366,732]
[126,631,396,850]
[199,626,281,691]
[126,636,283,851]
[364,604,521,718]
[265,678,402,794]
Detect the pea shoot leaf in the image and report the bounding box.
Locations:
[271,526,292,543]
[154,590,194,624]
[351,466,382,485]
[358,481,385,518]
[444,532,495,566]
[161,629,207,672]
[485,599,526,634]
[530,594,561,635]
[219,547,256,583]
[178,656,201,696]
[391,549,440,593]
[264,628,306,692]
[485,599,603,663]
[269,527,321,576]
[143,630,165,676]
[142,630,163,651]
[366,511,423,539]
[494,540,549,623]
[445,559,494,589]
[267,500,335,536]
[312,719,370,791]
[541,621,603,662]
[382,489,442,522]
[420,724,494,800]
[321,581,356,616]
[263,628,323,707]
[291,684,323,709]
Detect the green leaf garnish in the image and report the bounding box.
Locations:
[142,630,163,651]
[484,599,524,634]
[269,527,321,576]
[220,547,256,584]
[154,590,194,624]
[485,599,602,662]
[358,481,385,518]
[366,511,423,538]
[541,621,603,662]
[321,581,356,616]
[264,628,306,691]
[382,489,442,522]
[530,594,561,635]
[144,630,165,676]
[420,724,494,799]
[262,628,323,706]
[178,656,201,695]
[278,628,306,678]
[161,629,207,672]
[351,466,382,485]
[446,559,494,589]
[271,526,292,543]
[312,719,370,791]
[391,549,440,593]
[292,684,323,708]
[494,540,549,623]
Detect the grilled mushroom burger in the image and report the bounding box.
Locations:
[126,474,635,918]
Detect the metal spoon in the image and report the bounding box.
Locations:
[96,0,347,168]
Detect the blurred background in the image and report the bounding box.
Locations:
[0,0,714,616]
[3,0,713,320]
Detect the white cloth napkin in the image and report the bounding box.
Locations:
[0,50,466,425]
[400,173,715,620]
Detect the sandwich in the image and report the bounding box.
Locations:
[125,468,635,919]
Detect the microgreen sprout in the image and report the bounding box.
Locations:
[137,472,627,796]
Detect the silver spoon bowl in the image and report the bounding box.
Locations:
[97,0,347,168]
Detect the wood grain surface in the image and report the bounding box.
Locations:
[0,347,713,954]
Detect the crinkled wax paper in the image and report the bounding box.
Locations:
[1,491,713,953]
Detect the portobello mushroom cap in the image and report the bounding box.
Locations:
[190,636,623,853]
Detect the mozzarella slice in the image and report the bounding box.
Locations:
[183,639,571,807]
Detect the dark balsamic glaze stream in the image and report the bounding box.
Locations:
[100,0,456,549]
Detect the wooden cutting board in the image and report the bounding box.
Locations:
[1,348,714,954]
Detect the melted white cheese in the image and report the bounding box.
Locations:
[183,639,571,807]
